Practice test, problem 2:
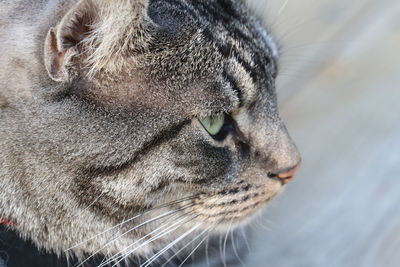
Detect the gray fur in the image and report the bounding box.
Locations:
[0,0,300,264]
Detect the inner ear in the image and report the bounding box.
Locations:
[44,1,97,82]
[59,4,95,49]
[44,0,152,82]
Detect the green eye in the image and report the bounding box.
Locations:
[199,113,225,136]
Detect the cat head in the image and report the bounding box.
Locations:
[4,0,300,259]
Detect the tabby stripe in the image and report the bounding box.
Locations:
[177,0,252,42]
[170,0,202,23]
[171,0,266,81]
[214,0,243,22]
[223,68,244,107]
[193,1,274,79]
[84,119,190,177]
[201,28,254,75]
[162,0,273,89]
[189,1,255,41]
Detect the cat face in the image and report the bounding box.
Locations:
[1,0,300,260]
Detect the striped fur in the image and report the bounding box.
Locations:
[0,0,300,265]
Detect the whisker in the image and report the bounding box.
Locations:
[98,214,186,267]
[76,204,196,267]
[276,16,322,45]
[222,220,233,267]
[103,207,203,267]
[239,227,251,253]
[205,232,211,267]
[98,255,109,267]
[277,0,290,19]
[177,233,209,267]
[109,215,198,267]
[219,231,223,267]
[160,227,209,267]
[231,229,246,267]
[142,225,205,267]
[80,192,104,214]
[66,194,201,252]
[252,212,272,232]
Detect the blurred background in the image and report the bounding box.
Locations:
[242,0,400,266]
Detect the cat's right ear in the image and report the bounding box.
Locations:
[44,0,98,82]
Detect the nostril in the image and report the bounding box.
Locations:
[269,163,301,184]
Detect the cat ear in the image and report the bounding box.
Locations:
[44,0,98,82]
[44,0,151,82]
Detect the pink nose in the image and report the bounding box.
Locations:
[269,163,301,184]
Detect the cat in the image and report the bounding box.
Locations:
[0,0,301,266]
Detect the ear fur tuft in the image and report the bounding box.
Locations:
[44,0,152,81]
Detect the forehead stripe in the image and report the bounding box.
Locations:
[223,68,244,107]
[83,119,190,177]
[201,28,256,78]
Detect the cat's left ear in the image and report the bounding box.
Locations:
[44,0,152,82]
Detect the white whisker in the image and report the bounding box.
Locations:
[205,232,211,267]
[67,195,198,252]
[160,227,209,267]
[81,193,104,214]
[98,219,181,267]
[277,0,290,18]
[142,225,204,267]
[178,233,209,267]
[109,216,196,267]
[219,231,223,267]
[240,227,251,253]
[222,220,233,267]
[75,207,192,267]
[231,230,246,267]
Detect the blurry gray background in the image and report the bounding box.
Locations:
[242,0,400,266]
